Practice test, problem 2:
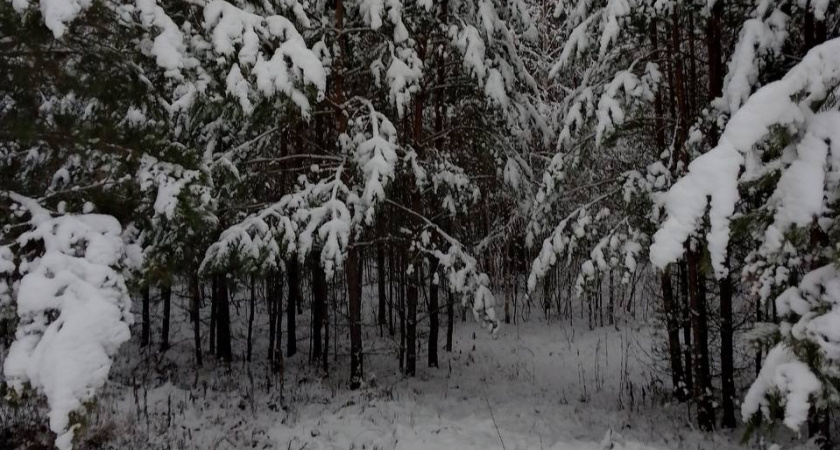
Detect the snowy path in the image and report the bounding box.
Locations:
[97,319,745,449]
[262,322,734,450]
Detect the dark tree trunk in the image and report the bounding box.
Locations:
[688,245,714,431]
[323,281,330,375]
[209,277,217,356]
[312,260,327,365]
[389,246,396,336]
[661,268,687,401]
[504,245,511,324]
[706,0,723,103]
[160,282,171,352]
[347,246,364,388]
[273,274,283,375]
[216,275,232,364]
[808,407,831,450]
[431,0,448,360]
[598,275,604,327]
[719,268,736,428]
[377,238,387,337]
[446,290,454,352]
[428,257,439,368]
[608,270,615,326]
[287,258,299,357]
[406,270,418,376]
[670,6,689,151]
[679,262,693,393]
[247,277,255,362]
[141,283,151,348]
[649,19,667,155]
[399,254,406,370]
[268,274,277,363]
[190,274,202,367]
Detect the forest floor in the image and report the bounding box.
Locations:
[63,290,805,450]
[65,304,768,450]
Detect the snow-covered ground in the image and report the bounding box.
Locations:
[57,280,774,450]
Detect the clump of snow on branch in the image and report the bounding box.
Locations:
[2,193,133,450]
[742,264,840,431]
[137,154,211,222]
[650,38,840,278]
[12,0,93,38]
[201,202,298,274]
[204,0,326,115]
[353,105,400,224]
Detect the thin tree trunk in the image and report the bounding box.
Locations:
[608,270,614,326]
[719,266,736,428]
[428,257,439,368]
[209,277,217,356]
[216,275,232,364]
[141,283,151,348]
[268,274,277,363]
[247,277,255,362]
[389,246,396,336]
[323,280,330,375]
[312,260,326,365]
[347,246,364,388]
[160,282,171,352]
[688,243,714,430]
[406,269,418,376]
[399,254,406,370]
[706,0,723,104]
[504,244,511,324]
[287,258,299,357]
[446,289,454,352]
[679,262,692,393]
[377,236,387,337]
[670,6,689,152]
[190,274,202,367]
[661,268,687,401]
[274,274,283,375]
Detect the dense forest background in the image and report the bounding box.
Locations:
[1,0,839,449]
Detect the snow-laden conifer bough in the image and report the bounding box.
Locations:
[2,192,134,450]
[651,37,840,433]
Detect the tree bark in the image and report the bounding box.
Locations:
[347,246,364,388]
[209,277,217,356]
[661,268,687,401]
[428,257,439,368]
[287,258,299,357]
[377,235,387,337]
[706,0,724,103]
[141,282,150,348]
[323,280,330,375]
[389,246,396,336]
[446,289,454,352]
[719,266,736,428]
[160,282,171,352]
[406,268,418,376]
[688,244,714,431]
[216,275,232,364]
[312,260,327,365]
[608,270,615,326]
[679,261,692,393]
[190,274,202,367]
[268,273,277,363]
[273,274,283,375]
[247,277,255,362]
[398,255,416,373]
